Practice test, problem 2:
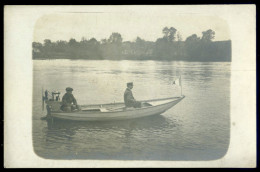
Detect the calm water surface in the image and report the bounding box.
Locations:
[33,60,230,160]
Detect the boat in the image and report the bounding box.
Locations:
[42,76,185,121]
[42,90,185,121]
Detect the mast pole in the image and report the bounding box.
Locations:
[180,75,182,96]
[42,86,44,111]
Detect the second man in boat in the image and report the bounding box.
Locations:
[124,82,141,108]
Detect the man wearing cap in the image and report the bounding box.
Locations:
[61,87,80,112]
[124,82,141,108]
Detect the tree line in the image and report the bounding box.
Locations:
[32,27,231,61]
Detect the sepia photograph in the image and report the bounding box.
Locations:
[4,5,256,167]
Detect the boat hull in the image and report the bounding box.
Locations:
[49,96,185,121]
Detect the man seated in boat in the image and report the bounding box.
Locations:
[60,87,80,112]
[124,82,141,108]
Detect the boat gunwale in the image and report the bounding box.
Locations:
[84,96,184,106]
[50,95,185,115]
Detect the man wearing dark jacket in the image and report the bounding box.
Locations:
[124,82,141,108]
[61,87,80,112]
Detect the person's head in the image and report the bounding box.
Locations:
[66,87,73,94]
[127,82,133,89]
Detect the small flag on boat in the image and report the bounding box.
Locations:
[172,77,181,86]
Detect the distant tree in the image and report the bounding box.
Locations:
[44,39,52,47]
[104,33,123,60]
[135,37,145,47]
[54,40,67,52]
[155,37,172,60]
[135,36,144,43]
[184,34,202,60]
[162,27,177,42]
[32,28,231,62]
[32,42,43,54]
[168,27,177,42]
[201,29,215,42]
[101,39,108,44]
[133,37,147,56]
[69,38,77,46]
[32,42,43,48]
[162,27,170,38]
[177,31,183,41]
[89,38,99,45]
[80,37,87,43]
[185,34,201,42]
[56,40,67,45]
[108,32,123,44]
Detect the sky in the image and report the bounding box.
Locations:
[33,11,230,43]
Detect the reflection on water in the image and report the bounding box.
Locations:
[38,115,183,160]
[46,115,173,133]
[33,60,230,160]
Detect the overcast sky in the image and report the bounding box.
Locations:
[33,11,230,43]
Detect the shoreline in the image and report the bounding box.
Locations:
[32,58,232,62]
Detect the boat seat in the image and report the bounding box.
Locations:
[100,108,109,112]
[142,102,153,107]
[124,107,135,110]
[81,108,101,112]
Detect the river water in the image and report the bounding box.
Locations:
[33,60,230,160]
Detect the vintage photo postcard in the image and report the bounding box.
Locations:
[4,5,256,167]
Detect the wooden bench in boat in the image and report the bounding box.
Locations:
[81,102,153,112]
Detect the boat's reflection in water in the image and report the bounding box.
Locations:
[44,114,178,145]
[46,114,174,132]
[40,114,180,159]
